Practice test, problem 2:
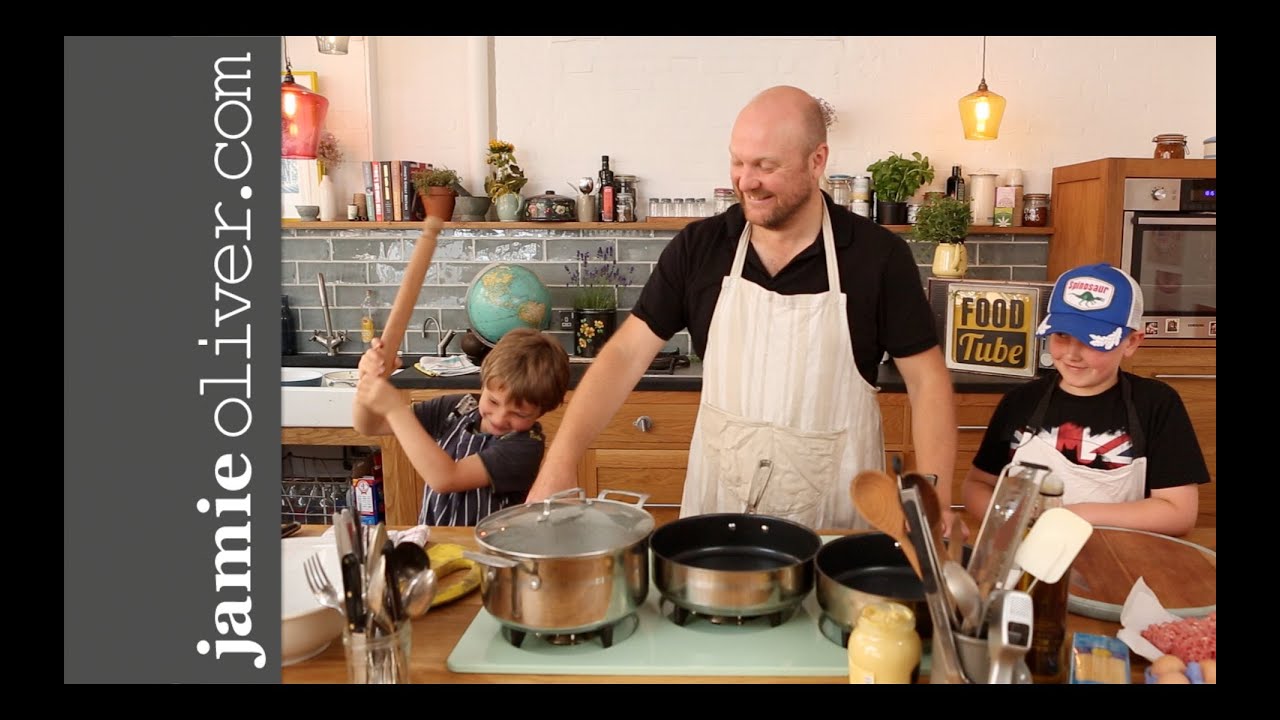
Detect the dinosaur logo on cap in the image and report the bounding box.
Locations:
[1061,277,1114,312]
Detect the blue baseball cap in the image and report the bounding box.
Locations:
[1036,263,1144,351]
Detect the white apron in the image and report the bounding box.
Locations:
[681,203,882,529]
[1008,375,1147,505]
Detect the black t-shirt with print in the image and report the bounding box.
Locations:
[971,372,1210,496]
[411,393,545,526]
[630,192,938,387]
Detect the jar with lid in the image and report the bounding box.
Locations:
[695,198,708,217]
[615,176,638,221]
[852,176,871,202]
[847,601,922,684]
[827,175,853,207]
[714,188,736,215]
[648,197,661,219]
[659,198,673,217]
[1152,133,1188,160]
[615,192,636,223]
[1023,193,1050,227]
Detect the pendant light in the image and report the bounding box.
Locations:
[958,36,1006,141]
[316,36,350,55]
[281,36,329,159]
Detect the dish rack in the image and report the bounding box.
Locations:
[281,448,373,525]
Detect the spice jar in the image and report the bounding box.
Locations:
[847,602,921,684]
[1023,193,1050,227]
[827,175,853,207]
[713,188,736,215]
[1153,134,1188,160]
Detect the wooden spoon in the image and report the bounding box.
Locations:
[851,470,921,578]
[378,215,445,374]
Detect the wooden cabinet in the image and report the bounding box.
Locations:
[1047,157,1216,277]
[896,392,1002,513]
[1122,342,1217,527]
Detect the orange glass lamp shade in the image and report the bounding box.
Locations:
[958,81,1006,141]
[281,75,330,159]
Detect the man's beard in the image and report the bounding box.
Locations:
[741,184,814,230]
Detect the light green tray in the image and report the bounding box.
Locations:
[447,584,850,677]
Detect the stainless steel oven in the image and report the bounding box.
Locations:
[1120,177,1216,339]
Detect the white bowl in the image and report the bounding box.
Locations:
[282,368,324,387]
[281,538,345,666]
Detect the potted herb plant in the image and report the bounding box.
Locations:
[865,152,935,226]
[911,196,972,278]
[565,246,635,358]
[412,166,461,221]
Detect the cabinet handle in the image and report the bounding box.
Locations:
[1153,373,1216,380]
[633,416,653,432]
[957,425,989,431]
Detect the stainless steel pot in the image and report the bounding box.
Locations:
[651,513,821,618]
[465,488,653,634]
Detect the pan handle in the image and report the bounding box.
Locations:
[745,459,775,515]
[598,489,650,510]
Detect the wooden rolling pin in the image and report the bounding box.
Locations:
[378,215,445,375]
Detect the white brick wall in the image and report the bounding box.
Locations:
[286,36,1216,206]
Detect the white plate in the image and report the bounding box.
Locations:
[281,537,345,666]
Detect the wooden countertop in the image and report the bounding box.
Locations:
[280,524,1215,684]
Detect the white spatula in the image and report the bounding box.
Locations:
[1013,507,1094,588]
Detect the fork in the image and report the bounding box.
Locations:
[303,552,343,614]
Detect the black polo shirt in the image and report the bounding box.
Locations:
[631,192,938,387]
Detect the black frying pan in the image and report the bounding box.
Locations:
[651,513,822,618]
[816,531,971,643]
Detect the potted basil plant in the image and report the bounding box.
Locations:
[911,196,972,278]
[866,152,935,226]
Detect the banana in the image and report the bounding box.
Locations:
[427,543,482,607]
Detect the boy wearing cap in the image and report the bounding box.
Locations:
[961,263,1210,536]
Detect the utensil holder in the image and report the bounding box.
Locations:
[952,633,1032,684]
[343,621,412,684]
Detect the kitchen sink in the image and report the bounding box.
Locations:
[281,367,406,427]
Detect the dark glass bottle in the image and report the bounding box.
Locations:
[946,165,967,203]
[598,155,615,222]
[1017,476,1070,683]
[281,295,297,355]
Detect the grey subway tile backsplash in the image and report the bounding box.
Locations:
[282,225,1051,356]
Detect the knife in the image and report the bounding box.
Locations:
[340,553,366,634]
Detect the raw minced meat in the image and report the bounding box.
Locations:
[1141,612,1216,663]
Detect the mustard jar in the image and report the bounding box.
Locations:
[847,601,922,684]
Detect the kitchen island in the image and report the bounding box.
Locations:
[281,524,1215,684]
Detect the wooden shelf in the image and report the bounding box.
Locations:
[283,219,694,230]
[886,225,1055,236]
[283,219,1052,236]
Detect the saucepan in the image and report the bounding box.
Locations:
[816,531,971,644]
[650,512,822,619]
[464,488,654,635]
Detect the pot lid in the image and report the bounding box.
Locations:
[475,488,654,557]
[532,189,575,202]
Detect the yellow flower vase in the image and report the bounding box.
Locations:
[931,242,968,278]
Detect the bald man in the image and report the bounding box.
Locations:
[528,86,957,531]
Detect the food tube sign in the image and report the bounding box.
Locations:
[944,283,1041,378]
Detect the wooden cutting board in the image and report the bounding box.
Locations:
[1069,527,1216,613]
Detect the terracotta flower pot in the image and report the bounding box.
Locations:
[420,187,457,221]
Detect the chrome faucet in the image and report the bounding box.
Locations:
[310,272,347,356]
[421,316,457,357]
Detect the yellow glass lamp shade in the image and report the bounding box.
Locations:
[958,81,1006,141]
[281,76,330,159]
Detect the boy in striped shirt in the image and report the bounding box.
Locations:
[354,328,570,525]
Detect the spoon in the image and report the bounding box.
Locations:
[392,542,437,619]
[575,176,595,196]
[942,560,982,634]
[851,470,921,579]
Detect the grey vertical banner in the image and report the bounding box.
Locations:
[65,37,281,682]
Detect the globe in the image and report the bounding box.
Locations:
[465,262,553,346]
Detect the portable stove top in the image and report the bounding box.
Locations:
[447,536,936,678]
